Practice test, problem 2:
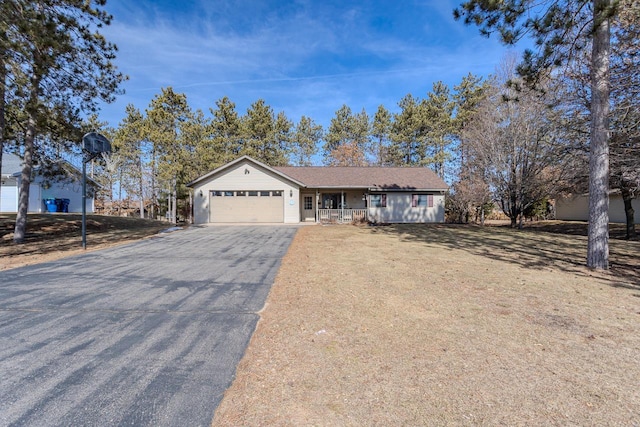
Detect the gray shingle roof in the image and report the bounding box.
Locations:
[274,166,448,190]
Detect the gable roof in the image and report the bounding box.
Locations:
[186,155,306,188]
[2,151,99,186]
[274,166,448,191]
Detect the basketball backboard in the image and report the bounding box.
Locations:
[83,132,112,155]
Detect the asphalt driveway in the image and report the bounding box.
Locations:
[0,225,298,426]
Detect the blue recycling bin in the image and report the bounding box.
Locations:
[44,198,58,213]
[61,199,70,213]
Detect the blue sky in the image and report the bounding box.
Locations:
[97,0,517,134]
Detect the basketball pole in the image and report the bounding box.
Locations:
[81,132,111,250]
[82,157,87,249]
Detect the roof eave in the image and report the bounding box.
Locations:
[187,155,306,188]
[369,187,448,192]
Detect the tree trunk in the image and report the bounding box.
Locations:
[13,116,36,243]
[587,0,611,270]
[620,183,636,240]
[138,155,145,219]
[0,56,5,206]
[116,170,121,216]
[172,179,177,224]
[150,151,156,219]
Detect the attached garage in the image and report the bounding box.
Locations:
[209,190,284,223]
[188,157,304,224]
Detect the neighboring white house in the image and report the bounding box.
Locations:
[1,152,94,214]
[187,156,448,224]
[556,193,640,224]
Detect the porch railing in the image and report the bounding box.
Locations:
[317,208,367,223]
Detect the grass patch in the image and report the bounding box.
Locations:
[0,213,171,270]
[212,223,640,426]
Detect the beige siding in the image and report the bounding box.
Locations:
[556,195,640,224]
[192,159,300,224]
[368,193,445,223]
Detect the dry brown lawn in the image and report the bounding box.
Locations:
[212,223,640,426]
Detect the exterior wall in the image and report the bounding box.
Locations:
[368,192,445,223]
[192,159,300,224]
[2,177,92,213]
[0,178,18,212]
[556,194,640,224]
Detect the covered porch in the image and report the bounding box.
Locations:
[317,208,368,223]
[300,189,369,223]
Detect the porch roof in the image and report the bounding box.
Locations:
[274,166,448,191]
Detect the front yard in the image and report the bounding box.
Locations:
[212,223,640,426]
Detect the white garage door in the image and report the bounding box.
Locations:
[0,184,18,212]
[209,190,284,223]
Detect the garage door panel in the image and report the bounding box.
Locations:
[1,185,18,212]
[210,192,283,223]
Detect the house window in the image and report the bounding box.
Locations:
[412,194,433,208]
[304,196,313,210]
[272,190,283,197]
[212,191,223,197]
[237,191,246,197]
[248,191,258,196]
[260,191,270,197]
[370,194,387,208]
[224,191,234,197]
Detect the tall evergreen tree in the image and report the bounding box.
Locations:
[423,81,455,179]
[2,0,125,242]
[240,100,291,166]
[389,94,427,166]
[209,96,242,161]
[371,105,392,166]
[145,87,192,223]
[323,105,370,166]
[454,0,619,269]
[291,115,322,166]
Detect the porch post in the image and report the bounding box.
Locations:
[315,189,319,223]
[341,191,344,223]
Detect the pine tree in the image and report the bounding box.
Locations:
[291,116,322,166]
[454,0,618,269]
[2,0,125,242]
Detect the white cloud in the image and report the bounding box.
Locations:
[97,0,511,132]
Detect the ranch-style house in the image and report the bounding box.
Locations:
[187,156,448,224]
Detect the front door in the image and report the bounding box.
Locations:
[301,194,315,221]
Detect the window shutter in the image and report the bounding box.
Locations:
[428,195,433,208]
[381,194,387,208]
[412,194,418,208]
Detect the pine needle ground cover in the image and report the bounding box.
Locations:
[0,214,169,270]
